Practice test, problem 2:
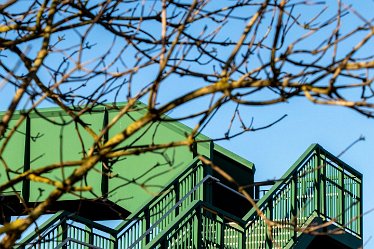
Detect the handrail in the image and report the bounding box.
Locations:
[17,211,117,248]
[145,200,245,249]
[128,174,219,249]
[243,143,362,248]
[243,143,319,220]
[115,156,202,231]
[144,200,201,249]
[115,156,207,249]
[68,213,117,235]
[243,143,357,220]
[54,238,103,249]
[17,211,68,248]
[321,145,362,178]
[202,201,245,226]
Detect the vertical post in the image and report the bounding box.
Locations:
[198,162,204,200]
[203,147,213,204]
[219,215,225,249]
[207,141,214,175]
[266,201,273,249]
[206,141,214,205]
[174,181,180,216]
[22,115,31,203]
[145,206,151,244]
[242,225,246,249]
[86,224,94,246]
[291,172,297,244]
[162,238,168,248]
[340,165,345,225]
[322,152,327,217]
[316,149,321,215]
[192,141,198,158]
[101,108,109,198]
[197,207,202,249]
[255,185,260,200]
[359,177,363,236]
[111,233,118,249]
[61,219,68,249]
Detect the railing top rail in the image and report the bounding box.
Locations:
[202,201,245,226]
[17,210,117,248]
[127,174,219,249]
[243,144,318,221]
[321,146,362,178]
[144,200,245,249]
[115,156,202,231]
[17,210,68,247]
[144,199,200,249]
[54,238,104,249]
[66,213,117,235]
[243,143,362,222]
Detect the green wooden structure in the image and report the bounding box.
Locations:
[0,105,362,248]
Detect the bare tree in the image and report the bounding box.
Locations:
[0,0,373,247]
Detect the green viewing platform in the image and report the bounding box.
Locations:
[0,105,362,248]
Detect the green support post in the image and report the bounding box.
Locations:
[22,115,30,203]
[322,152,327,218]
[291,172,297,244]
[197,207,203,249]
[86,224,94,246]
[174,181,180,216]
[192,141,197,158]
[359,177,363,235]
[316,149,321,215]
[219,214,225,249]
[340,165,345,225]
[162,237,168,248]
[145,206,150,244]
[60,219,68,249]
[203,164,212,205]
[101,108,109,198]
[241,227,246,249]
[266,200,273,249]
[110,233,118,249]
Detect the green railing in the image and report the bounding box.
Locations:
[17,211,117,249]
[115,157,206,248]
[145,200,245,249]
[244,144,362,248]
[120,174,218,248]
[18,175,218,249]
[17,157,208,249]
[16,144,362,249]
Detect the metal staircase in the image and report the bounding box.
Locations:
[16,144,362,249]
[244,144,362,249]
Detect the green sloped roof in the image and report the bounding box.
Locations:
[1,101,255,171]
